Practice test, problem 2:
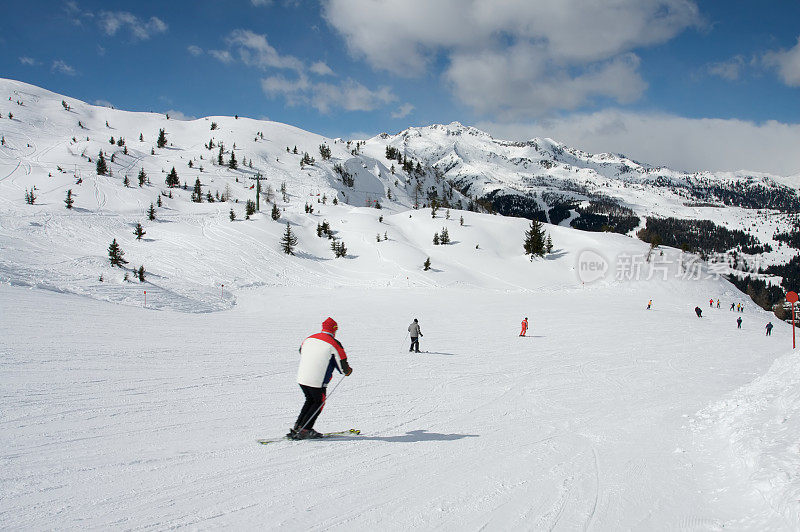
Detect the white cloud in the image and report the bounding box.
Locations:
[251,0,272,5]
[477,110,800,176]
[391,103,414,119]
[446,45,646,118]
[309,61,334,76]
[19,57,37,66]
[94,99,115,108]
[322,0,700,117]
[763,36,800,87]
[212,29,303,71]
[706,55,747,81]
[209,50,234,63]
[98,11,167,40]
[51,60,76,76]
[187,45,203,56]
[262,74,395,113]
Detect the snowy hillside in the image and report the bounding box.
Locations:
[1,78,797,312]
[2,78,800,529]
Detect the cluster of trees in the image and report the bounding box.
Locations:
[764,255,800,292]
[433,227,450,245]
[727,274,787,312]
[637,217,766,255]
[571,200,639,234]
[676,181,800,212]
[300,152,315,168]
[318,144,331,160]
[333,163,354,187]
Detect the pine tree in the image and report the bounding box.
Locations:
[192,178,202,202]
[156,195,163,207]
[137,265,145,282]
[96,151,108,175]
[433,232,440,245]
[280,223,297,255]
[524,219,546,257]
[123,175,130,187]
[246,199,256,216]
[545,234,553,254]
[138,168,147,187]
[319,144,331,160]
[431,197,439,218]
[25,188,36,204]
[230,209,236,221]
[133,222,146,240]
[271,203,281,221]
[108,239,128,267]
[460,215,464,226]
[156,128,167,148]
[139,133,144,142]
[148,203,156,221]
[218,145,224,166]
[166,166,179,187]
[440,227,450,244]
[64,189,74,209]
[228,150,238,169]
[423,257,431,271]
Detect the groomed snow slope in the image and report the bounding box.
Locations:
[1,278,798,529]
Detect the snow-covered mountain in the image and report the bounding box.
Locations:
[1,78,797,311]
[2,78,800,529]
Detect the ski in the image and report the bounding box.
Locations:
[257,428,360,445]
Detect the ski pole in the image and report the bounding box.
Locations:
[296,375,345,434]
[400,331,409,353]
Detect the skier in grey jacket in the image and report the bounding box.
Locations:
[408,319,423,353]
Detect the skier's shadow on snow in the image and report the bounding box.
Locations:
[422,351,457,356]
[328,430,478,443]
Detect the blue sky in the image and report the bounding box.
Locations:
[2,0,800,175]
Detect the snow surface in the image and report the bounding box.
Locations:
[1,78,800,529]
[2,279,797,529]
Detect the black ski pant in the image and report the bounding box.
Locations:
[410,336,420,352]
[295,384,326,430]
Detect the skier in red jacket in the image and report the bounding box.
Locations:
[290,317,352,440]
[520,317,528,336]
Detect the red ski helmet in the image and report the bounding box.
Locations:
[322,317,338,335]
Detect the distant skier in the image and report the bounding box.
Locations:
[717,300,720,308]
[695,306,702,318]
[289,317,352,440]
[647,300,652,310]
[408,318,423,353]
[766,322,773,336]
[730,303,735,311]
[737,317,742,329]
[709,299,714,307]
[520,317,528,336]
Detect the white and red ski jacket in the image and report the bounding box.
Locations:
[297,332,348,388]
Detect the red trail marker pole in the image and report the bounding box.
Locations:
[786,291,798,349]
